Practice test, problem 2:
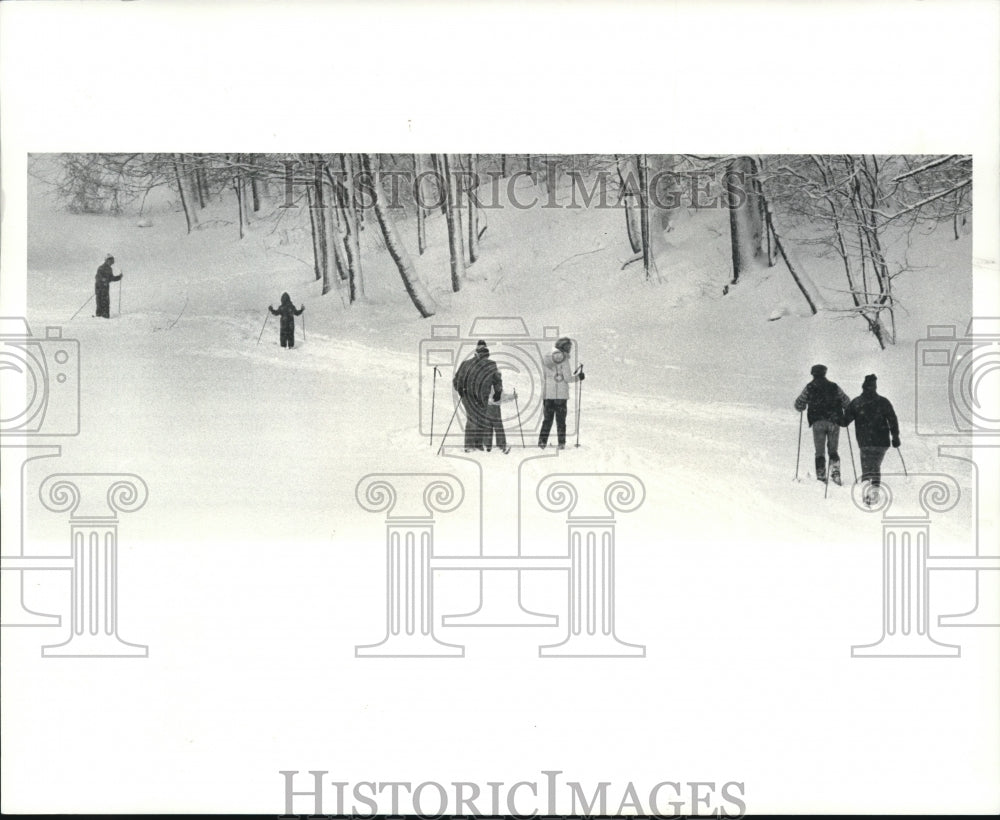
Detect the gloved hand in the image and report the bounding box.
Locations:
[892,436,900,448]
[577,372,586,382]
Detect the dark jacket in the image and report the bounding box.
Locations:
[455,352,502,405]
[468,356,503,405]
[845,389,899,447]
[453,357,476,398]
[269,295,303,330]
[794,377,849,426]
[95,262,121,293]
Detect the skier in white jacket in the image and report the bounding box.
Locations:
[538,336,584,449]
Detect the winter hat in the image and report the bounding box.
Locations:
[810,364,828,378]
[105,253,114,261]
[281,292,291,303]
[555,337,573,353]
[863,373,878,390]
[476,339,488,350]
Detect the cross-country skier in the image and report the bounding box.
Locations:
[458,342,503,452]
[843,373,900,506]
[268,292,305,349]
[794,364,850,484]
[485,388,514,454]
[94,253,122,319]
[538,336,584,450]
[453,341,483,451]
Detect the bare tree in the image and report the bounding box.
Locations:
[173,154,199,232]
[439,153,466,291]
[361,154,437,318]
[466,153,480,264]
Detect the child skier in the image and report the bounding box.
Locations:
[485,388,516,453]
[268,292,305,349]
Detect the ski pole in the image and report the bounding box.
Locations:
[429,367,440,447]
[167,294,189,330]
[795,411,803,481]
[846,429,858,484]
[118,270,123,316]
[513,389,526,449]
[437,398,462,456]
[70,293,95,321]
[897,447,908,477]
[256,312,270,345]
[301,310,306,341]
[574,364,584,448]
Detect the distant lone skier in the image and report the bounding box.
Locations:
[844,373,900,505]
[794,363,849,484]
[268,292,304,349]
[94,254,122,319]
[453,340,502,452]
[538,336,584,450]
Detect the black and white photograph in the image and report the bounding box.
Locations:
[2,1,998,816]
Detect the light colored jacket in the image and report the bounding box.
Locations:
[541,349,580,400]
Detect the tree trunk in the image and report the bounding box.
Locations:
[306,183,321,282]
[467,153,479,264]
[440,153,465,291]
[250,169,261,213]
[323,180,347,294]
[194,157,207,209]
[637,154,651,280]
[761,193,820,315]
[173,154,198,232]
[361,154,437,318]
[726,157,762,284]
[234,175,245,239]
[312,174,331,292]
[414,153,428,255]
[616,155,642,254]
[339,153,364,302]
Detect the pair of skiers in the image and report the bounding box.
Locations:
[794,364,900,502]
[268,292,304,348]
[94,254,122,318]
[453,340,509,453]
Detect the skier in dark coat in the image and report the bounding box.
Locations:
[94,254,122,318]
[843,373,900,504]
[453,340,502,452]
[794,363,850,484]
[268,292,304,348]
